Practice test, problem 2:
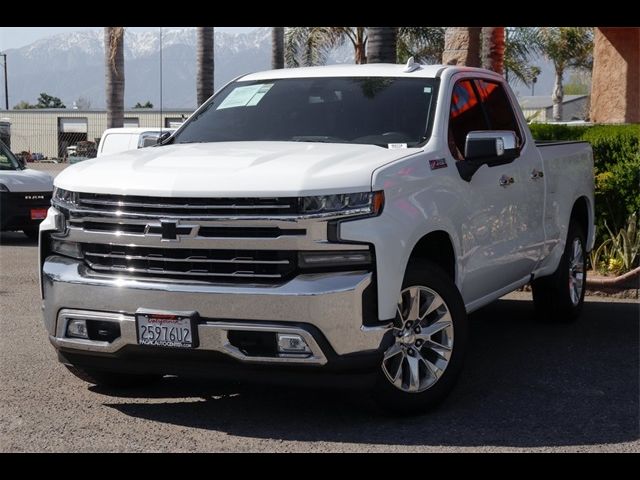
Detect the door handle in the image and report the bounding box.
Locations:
[530,169,544,180]
[499,174,515,187]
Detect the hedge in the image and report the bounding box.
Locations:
[528,123,640,243]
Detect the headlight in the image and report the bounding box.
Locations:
[0,183,9,192]
[300,191,384,217]
[52,187,78,205]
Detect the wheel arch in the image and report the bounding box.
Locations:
[406,230,457,285]
[570,196,593,251]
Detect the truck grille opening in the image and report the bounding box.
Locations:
[81,244,297,283]
[75,193,300,217]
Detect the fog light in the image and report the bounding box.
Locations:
[277,333,311,354]
[51,240,83,259]
[66,319,88,339]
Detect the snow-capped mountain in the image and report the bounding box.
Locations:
[5,27,344,109]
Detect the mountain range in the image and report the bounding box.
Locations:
[2,27,555,110]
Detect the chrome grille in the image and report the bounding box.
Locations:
[75,193,300,217]
[82,244,297,282]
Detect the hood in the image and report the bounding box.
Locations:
[54,141,421,197]
[0,168,54,192]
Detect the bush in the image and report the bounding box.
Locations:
[529,123,640,246]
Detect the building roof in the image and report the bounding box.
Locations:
[518,95,588,109]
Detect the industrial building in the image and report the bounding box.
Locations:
[0,109,192,159]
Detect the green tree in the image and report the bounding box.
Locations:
[105,27,125,128]
[285,27,367,66]
[272,27,285,69]
[504,27,542,87]
[13,100,35,109]
[133,101,154,108]
[539,27,593,121]
[196,27,214,107]
[397,27,444,64]
[285,27,444,67]
[36,92,66,108]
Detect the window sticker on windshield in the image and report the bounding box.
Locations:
[388,143,408,149]
[424,87,432,93]
[217,83,273,110]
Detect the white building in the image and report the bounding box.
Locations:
[1,109,192,159]
[518,95,589,123]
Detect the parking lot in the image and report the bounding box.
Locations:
[0,221,638,452]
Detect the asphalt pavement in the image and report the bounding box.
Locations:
[0,230,638,452]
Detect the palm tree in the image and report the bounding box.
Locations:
[285,27,367,66]
[285,27,444,67]
[104,27,125,129]
[504,27,542,86]
[539,27,593,121]
[481,27,505,74]
[272,27,285,69]
[367,27,397,63]
[196,27,214,107]
[396,27,445,64]
[442,27,481,67]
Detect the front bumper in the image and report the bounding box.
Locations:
[43,256,390,373]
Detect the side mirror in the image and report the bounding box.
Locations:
[139,131,172,148]
[456,131,519,182]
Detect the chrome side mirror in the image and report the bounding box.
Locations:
[464,131,518,161]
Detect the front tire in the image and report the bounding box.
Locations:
[532,220,587,322]
[372,259,468,414]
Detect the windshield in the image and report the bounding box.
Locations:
[0,140,22,171]
[173,77,437,148]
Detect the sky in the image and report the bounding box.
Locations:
[0,27,258,50]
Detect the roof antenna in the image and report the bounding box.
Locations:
[403,56,421,73]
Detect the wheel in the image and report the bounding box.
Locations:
[372,259,468,414]
[64,365,162,388]
[22,227,39,241]
[532,220,587,322]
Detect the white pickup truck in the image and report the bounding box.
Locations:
[40,63,594,413]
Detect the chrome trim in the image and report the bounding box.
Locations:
[53,309,327,364]
[84,251,291,265]
[85,260,284,279]
[78,198,293,210]
[43,256,384,356]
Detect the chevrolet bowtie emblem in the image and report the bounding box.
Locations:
[144,220,196,242]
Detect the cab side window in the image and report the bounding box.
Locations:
[474,79,523,146]
[448,80,488,161]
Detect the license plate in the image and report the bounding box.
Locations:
[136,310,199,348]
[30,208,47,220]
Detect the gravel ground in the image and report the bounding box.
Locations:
[0,230,638,452]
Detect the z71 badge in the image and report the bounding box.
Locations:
[429,158,448,170]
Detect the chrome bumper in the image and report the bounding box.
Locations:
[43,256,388,364]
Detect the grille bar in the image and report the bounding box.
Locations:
[79,198,293,210]
[84,251,291,265]
[85,261,284,279]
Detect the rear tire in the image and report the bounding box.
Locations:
[64,365,162,388]
[532,220,587,322]
[371,259,468,415]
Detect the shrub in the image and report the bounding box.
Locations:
[529,123,640,248]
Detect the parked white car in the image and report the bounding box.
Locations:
[97,127,175,157]
[40,63,594,413]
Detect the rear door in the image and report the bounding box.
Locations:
[475,79,545,277]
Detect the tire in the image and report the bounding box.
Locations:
[532,220,587,322]
[64,365,162,388]
[22,227,39,241]
[372,259,468,415]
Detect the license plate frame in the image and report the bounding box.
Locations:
[135,309,199,349]
[30,208,48,220]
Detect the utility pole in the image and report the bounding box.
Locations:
[0,53,8,110]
